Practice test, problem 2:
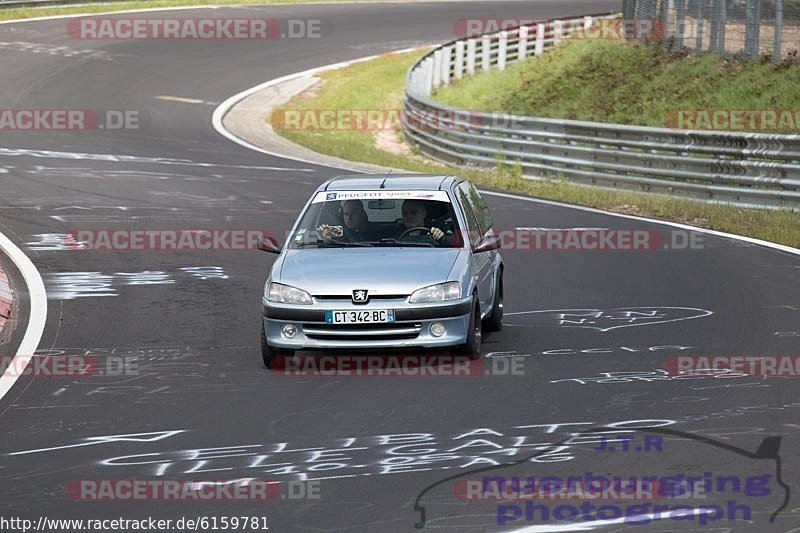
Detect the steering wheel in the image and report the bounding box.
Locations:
[398,226,434,240]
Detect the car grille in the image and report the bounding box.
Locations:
[303,322,422,341]
[313,295,407,301]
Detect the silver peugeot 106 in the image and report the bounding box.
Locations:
[257,174,503,368]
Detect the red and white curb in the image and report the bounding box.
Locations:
[0,264,11,331]
[0,231,47,403]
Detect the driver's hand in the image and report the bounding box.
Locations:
[429,227,444,241]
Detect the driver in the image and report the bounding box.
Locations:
[390,199,450,244]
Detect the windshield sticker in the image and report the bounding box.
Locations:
[313,191,450,203]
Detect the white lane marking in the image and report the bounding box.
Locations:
[482,190,800,257]
[214,54,800,256]
[0,231,47,403]
[211,46,431,171]
[0,147,312,172]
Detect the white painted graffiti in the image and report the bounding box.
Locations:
[180,266,229,280]
[45,267,228,299]
[26,233,87,251]
[7,420,677,482]
[504,307,713,332]
[550,369,753,385]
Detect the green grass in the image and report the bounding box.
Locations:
[0,0,400,21]
[434,39,800,130]
[271,49,800,247]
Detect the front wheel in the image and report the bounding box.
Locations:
[261,321,294,369]
[482,271,503,332]
[453,297,482,359]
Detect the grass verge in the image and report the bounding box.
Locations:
[433,38,800,129]
[270,51,800,248]
[0,0,401,22]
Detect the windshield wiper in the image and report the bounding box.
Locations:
[293,241,374,248]
[361,239,435,248]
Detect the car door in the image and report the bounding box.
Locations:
[455,182,493,314]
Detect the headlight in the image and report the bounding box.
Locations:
[266,282,313,305]
[409,282,461,303]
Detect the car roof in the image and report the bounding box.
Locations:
[321,174,461,192]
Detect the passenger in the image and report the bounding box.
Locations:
[316,200,377,242]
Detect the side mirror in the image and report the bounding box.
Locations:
[257,236,282,254]
[475,234,501,253]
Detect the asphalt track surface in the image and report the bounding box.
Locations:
[1,1,800,532]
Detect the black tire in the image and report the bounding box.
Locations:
[482,271,503,333]
[453,297,482,359]
[261,321,294,369]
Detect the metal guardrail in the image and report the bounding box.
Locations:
[403,14,800,209]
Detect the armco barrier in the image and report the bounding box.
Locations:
[403,14,800,209]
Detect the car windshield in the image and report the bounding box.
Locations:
[288,191,464,249]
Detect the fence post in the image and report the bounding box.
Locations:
[454,40,464,79]
[744,0,761,58]
[441,46,451,85]
[432,50,442,88]
[481,35,491,71]
[695,0,705,52]
[553,20,563,43]
[466,39,476,75]
[498,31,508,69]
[535,22,545,55]
[623,0,636,20]
[673,0,686,50]
[774,0,784,61]
[709,0,719,51]
[518,26,529,61]
[423,58,433,96]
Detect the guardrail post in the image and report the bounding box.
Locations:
[498,31,508,69]
[441,46,451,85]
[518,26,529,60]
[466,39,476,75]
[454,40,465,79]
[481,35,491,71]
[535,23,545,55]
[553,20,563,44]
[432,50,442,88]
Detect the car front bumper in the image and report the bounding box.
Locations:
[262,297,472,350]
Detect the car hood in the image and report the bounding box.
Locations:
[276,247,462,296]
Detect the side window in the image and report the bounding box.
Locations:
[466,183,493,234]
[456,184,481,247]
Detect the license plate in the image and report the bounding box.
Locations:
[325,309,395,324]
